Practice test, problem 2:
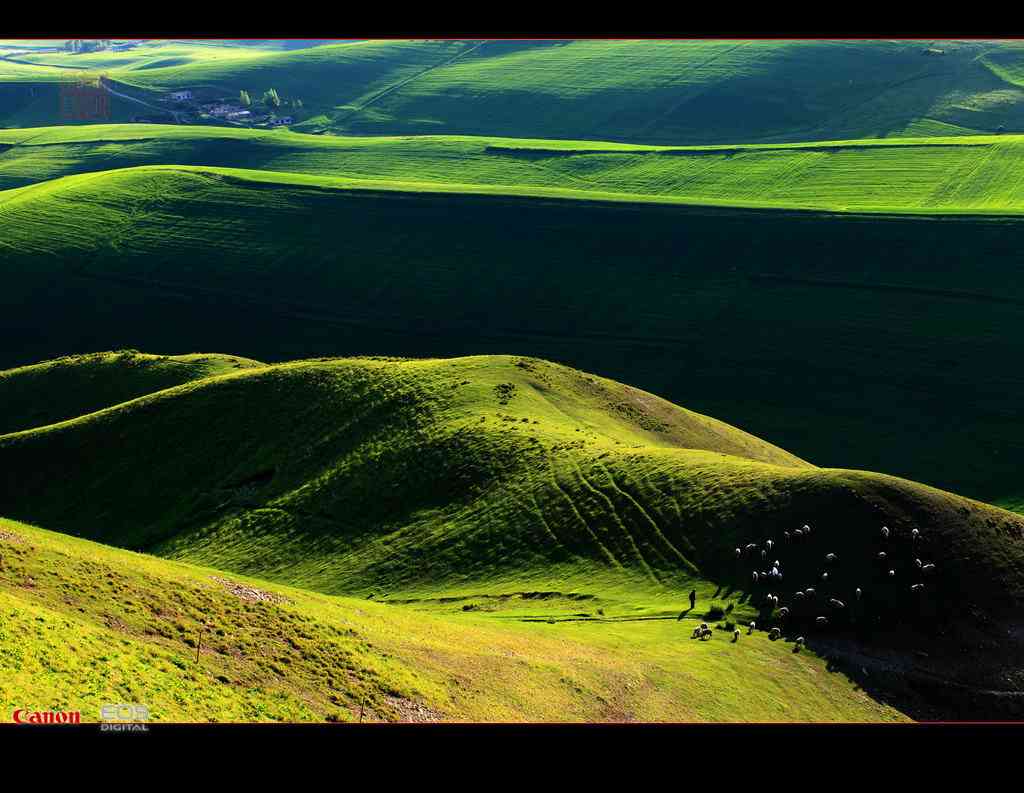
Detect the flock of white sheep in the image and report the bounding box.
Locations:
[691,523,938,649]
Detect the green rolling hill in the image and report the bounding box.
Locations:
[3,38,1024,723]
[5,40,1024,142]
[2,125,1024,213]
[0,516,906,722]
[2,163,1024,511]
[2,352,1022,719]
[0,351,263,435]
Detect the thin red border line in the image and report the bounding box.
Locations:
[6,36,1024,40]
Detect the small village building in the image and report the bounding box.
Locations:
[206,104,241,117]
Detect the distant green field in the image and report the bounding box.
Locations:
[2,164,1024,509]
[3,125,1024,212]
[5,39,1024,142]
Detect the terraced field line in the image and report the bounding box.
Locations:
[545,459,622,569]
[600,464,699,575]
[506,489,571,558]
[573,461,661,584]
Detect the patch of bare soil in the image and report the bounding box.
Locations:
[0,530,25,544]
[383,696,446,723]
[210,576,292,604]
[103,614,131,633]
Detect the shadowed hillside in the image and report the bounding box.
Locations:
[2,166,1024,509]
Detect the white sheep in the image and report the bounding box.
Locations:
[821,572,829,582]
[761,550,767,560]
[805,587,816,597]
[878,551,887,560]
[752,572,759,583]
[778,607,790,618]
[912,528,920,541]
[825,553,838,563]
[733,628,741,641]
[911,583,925,593]
[748,621,756,634]
[794,590,805,599]
[889,569,895,577]
[735,547,742,558]
[829,598,846,609]
[794,636,805,650]
[802,524,812,534]
[784,531,790,541]
[915,558,922,568]
[769,627,781,640]
[855,588,862,600]
[815,616,829,627]
[881,526,890,539]
[922,563,936,574]
[766,540,774,551]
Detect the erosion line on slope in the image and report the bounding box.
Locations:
[545,458,622,569]
[572,460,660,584]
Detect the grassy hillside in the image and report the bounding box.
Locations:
[2,355,1023,719]
[315,39,1024,143]
[4,42,290,73]
[0,351,263,435]
[0,517,906,722]
[5,40,1024,142]
[3,125,1024,213]
[2,165,1024,510]
[0,354,808,592]
[0,354,1021,607]
[0,82,141,129]
[0,41,475,125]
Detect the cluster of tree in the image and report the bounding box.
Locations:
[64,40,112,54]
[262,88,281,109]
[238,89,304,114]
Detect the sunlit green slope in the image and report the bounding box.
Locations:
[2,165,1024,508]
[0,351,263,435]
[6,40,1024,142]
[2,125,1024,213]
[0,517,907,722]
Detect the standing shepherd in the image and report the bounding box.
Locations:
[689,589,696,611]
